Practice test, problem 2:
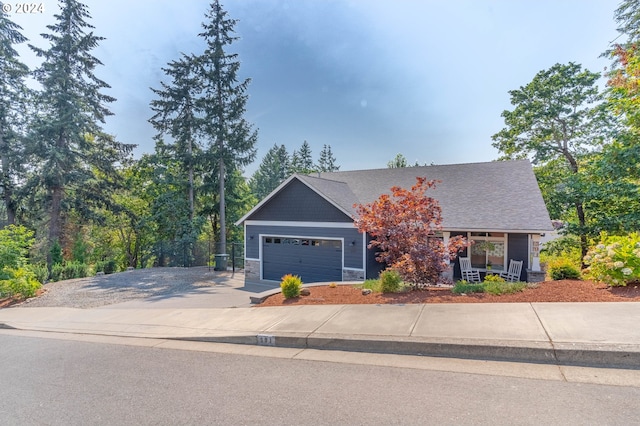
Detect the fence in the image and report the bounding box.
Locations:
[154,240,244,271]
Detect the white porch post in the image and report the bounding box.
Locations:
[442,231,453,281]
[530,234,541,271]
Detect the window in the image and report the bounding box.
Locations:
[470,232,506,270]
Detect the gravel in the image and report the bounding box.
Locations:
[18,267,220,309]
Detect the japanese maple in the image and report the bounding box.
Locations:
[354,177,468,287]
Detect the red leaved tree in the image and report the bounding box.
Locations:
[354,177,468,287]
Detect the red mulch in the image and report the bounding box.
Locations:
[257,280,640,306]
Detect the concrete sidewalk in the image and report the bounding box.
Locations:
[1,302,640,369]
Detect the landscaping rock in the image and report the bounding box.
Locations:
[362,288,372,295]
[300,288,311,296]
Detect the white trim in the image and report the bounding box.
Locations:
[467,231,508,271]
[245,258,260,262]
[259,233,345,281]
[343,267,365,272]
[246,220,356,229]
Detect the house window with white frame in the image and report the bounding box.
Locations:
[470,232,506,271]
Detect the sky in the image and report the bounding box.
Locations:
[10,0,621,177]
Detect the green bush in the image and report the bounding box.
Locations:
[483,280,526,295]
[360,278,382,293]
[452,280,484,294]
[584,232,640,286]
[95,259,118,275]
[548,260,582,280]
[30,263,50,283]
[50,261,90,282]
[380,269,403,293]
[280,274,303,299]
[0,267,41,298]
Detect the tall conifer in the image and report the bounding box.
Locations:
[29,0,134,261]
[196,0,257,259]
[0,8,30,225]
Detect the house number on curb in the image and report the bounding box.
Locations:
[257,334,275,346]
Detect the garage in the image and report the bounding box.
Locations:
[262,237,342,283]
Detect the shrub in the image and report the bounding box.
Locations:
[280,274,303,299]
[584,232,640,286]
[380,269,403,293]
[547,258,581,280]
[0,267,41,298]
[50,261,90,282]
[540,235,582,268]
[483,280,526,295]
[483,274,505,283]
[452,280,484,294]
[95,259,118,275]
[30,263,50,283]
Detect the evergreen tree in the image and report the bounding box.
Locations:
[149,54,202,218]
[317,144,340,172]
[196,0,257,258]
[249,143,290,199]
[0,9,30,225]
[387,153,408,168]
[28,0,134,262]
[291,140,314,173]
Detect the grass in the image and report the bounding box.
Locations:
[452,280,527,295]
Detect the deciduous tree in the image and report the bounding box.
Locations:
[354,177,467,286]
[492,62,611,258]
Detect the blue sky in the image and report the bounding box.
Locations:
[11,0,620,176]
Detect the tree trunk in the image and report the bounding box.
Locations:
[576,201,588,267]
[48,185,63,266]
[0,132,16,225]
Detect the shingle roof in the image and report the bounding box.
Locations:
[295,160,552,232]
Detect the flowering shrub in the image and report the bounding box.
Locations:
[584,233,640,286]
[483,274,505,283]
[280,274,303,298]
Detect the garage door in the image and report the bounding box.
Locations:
[262,237,342,283]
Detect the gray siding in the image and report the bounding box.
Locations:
[249,179,353,223]
[366,234,385,279]
[507,233,529,281]
[246,224,363,269]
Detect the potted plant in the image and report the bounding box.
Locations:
[486,260,492,271]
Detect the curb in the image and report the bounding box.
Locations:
[169,332,640,369]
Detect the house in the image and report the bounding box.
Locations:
[236,160,553,284]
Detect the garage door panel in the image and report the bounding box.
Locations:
[263,237,342,282]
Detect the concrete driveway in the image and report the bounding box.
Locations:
[98,270,276,309]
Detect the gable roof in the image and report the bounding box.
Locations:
[238,160,553,232]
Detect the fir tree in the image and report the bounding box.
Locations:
[291,140,314,173]
[249,143,290,199]
[0,9,30,225]
[196,0,257,257]
[149,54,202,217]
[317,144,340,172]
[28,0,134,262]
